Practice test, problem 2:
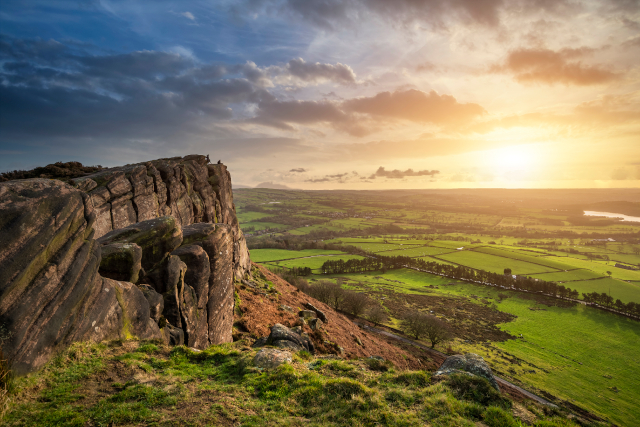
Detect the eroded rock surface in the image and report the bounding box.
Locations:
[0,155,250,374]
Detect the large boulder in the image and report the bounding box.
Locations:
[252,324,314,353]
[434,353,500,391]
[98,216,183,273]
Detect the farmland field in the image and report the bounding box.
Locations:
[473,247,574,270]
[250,248,346,263]
[263,254,366,271]
[437,250,560,275]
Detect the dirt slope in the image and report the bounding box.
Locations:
[234,263,438,370]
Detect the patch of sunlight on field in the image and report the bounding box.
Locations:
[493,299,640,426]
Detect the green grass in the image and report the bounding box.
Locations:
[558,277,640,303]
[250,248,346,262]
[527,270,604,282]
[548,257,640,281]
[376,246,456,257]
[437,251,559,275]
[3,340,584,427]
[474,247,572,270]
[491,298,640,426]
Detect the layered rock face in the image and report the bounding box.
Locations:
[0,155,250,374]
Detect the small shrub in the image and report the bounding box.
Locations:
[323,378,368,399]
[136,343,159,354]
[297,350,312,361]
[483,406,518,427]
[533,417,580,427]
[446,374,511,408]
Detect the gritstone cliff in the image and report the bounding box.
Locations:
[0,155,251,374]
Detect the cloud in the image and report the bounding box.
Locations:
[180,11,196,21]
[284,58,356,85]
[491,47,619,86]
[343,89,486,126]
[233,0,576,30]
[304,172,353,183]
[290,167,307,172]
[369,166,439,179]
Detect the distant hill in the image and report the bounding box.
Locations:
[255,181,296,190]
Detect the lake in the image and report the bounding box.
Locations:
[584,211,640,222]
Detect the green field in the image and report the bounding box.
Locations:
[437,251,559,275]
[527,269,604,282]
[375,245,456,257]
[263,254,366,271]
[474,247,573,270]
[250,248,346,263]
[548,257,640,281]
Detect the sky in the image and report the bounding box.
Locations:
[1,0,639,189]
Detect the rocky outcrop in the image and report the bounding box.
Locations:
[0,155,250,374]
[434,353,500,391]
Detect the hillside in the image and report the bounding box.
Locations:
[1,264,594,427]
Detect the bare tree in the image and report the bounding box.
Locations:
[365,305,387,326]
[343,291,370,317]
[401,311,452,348]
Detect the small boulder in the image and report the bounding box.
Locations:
[309,318,323,331]
[270,323,307,349]
[161,321,184,346]
[279,304,293,312]
[303,302,328,324]
[253,348,292,369]
[299,310,317,320]
[434,353,500,391]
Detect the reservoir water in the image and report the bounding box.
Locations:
[584,211,640,222]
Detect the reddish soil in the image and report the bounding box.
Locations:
[234,263,438,370]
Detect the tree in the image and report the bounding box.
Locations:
[365,305,387,326]
[343,291,370,317]
[504,268,512,276]
[606,271,612,278]
[401,311,452,348]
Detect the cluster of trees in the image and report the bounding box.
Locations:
[288,266,312,276]
[251,215,328,228]
[400,311,452,348]
[582,292,640,317]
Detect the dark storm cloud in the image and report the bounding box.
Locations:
[290,168,307,172]
[0,35,359,147]
[369,166,439,179]
[491,47,620,86]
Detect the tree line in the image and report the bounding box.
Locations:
[320,251,640,319]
